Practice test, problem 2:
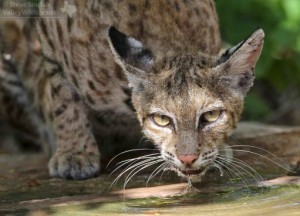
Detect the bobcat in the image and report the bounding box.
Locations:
[0,0,264,180]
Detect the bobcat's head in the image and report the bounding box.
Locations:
[108,27,264,178]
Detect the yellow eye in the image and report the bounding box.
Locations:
[202,110,221,123]
[152,114,171,127]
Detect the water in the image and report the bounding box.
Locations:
[34,182,300,216]
[1,154,299,215]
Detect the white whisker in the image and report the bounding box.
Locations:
[110,157,161,189]
[115,153,161,166]
[123,159,164,188]
[159,164,172,184]
[214,163,235,185]
[219,155,264,182]
[214,160,249,188]
[224,149,292,172]
[106,148,159,168]
[218,156,263,184]
[211,162,224,177]
[229,143,290,165]
[109,153,161,176]
[146,162,166,186]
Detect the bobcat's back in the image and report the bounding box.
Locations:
[38,0,221,115]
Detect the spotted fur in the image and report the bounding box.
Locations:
[109,26,264,177]
[0,0,264,180]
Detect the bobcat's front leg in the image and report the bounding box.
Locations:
[49,79,100,180]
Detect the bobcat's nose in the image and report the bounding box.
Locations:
[178,154,198,166]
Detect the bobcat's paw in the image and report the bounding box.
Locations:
[49,151,100,180]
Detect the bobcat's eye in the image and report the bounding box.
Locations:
[201,110,221,123]
[151,114,171,127]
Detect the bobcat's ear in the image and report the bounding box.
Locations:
[107,26,154,88]
[216,29,264,96]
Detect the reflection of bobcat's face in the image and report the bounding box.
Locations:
[108,27,264,177]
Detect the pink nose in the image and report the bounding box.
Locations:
[178,154,198,166]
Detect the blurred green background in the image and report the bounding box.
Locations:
[216,0,300,125]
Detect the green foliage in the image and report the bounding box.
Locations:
[243,93,272,120]
[28,0,40,3]
[216,0,300,120]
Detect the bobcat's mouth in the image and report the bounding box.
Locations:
[178,167,207,176]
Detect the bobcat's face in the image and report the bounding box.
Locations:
[140,78,236,176]
[108,27,264,178]
[131,55,243,177]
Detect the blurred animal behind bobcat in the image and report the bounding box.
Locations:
[0,0,264,180]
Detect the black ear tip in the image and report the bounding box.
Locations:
[108,26,127,39]
[108,26,117,37]
[107,26,129,58]
[256,25,262,30]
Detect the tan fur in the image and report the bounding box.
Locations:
[0,0,263,180]
[34,0,223,179]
